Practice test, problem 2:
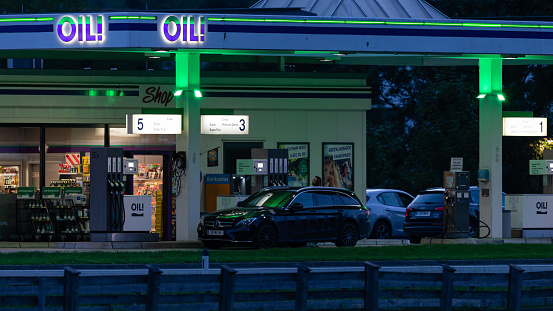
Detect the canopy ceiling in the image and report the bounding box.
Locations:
[250,0,449,19]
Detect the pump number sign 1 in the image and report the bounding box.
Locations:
[126,114,182,134]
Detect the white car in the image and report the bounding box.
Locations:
[366,189,414,239]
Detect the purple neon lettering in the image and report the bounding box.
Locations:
[97,16,102,41]
[189,17,198,42]
[78,16,83,41]
[182,16,187,41]
[57,17,76,42]
[163,16,180,41]
[86,17,95,41]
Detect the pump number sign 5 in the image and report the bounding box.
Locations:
[126,114,182,134]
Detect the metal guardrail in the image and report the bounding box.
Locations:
[0,263,552,310]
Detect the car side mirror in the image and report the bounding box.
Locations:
[289,202,303,210]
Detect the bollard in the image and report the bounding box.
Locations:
[202,249,209,274]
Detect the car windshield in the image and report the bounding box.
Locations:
[412,193,443,204]
[239,189,295,208]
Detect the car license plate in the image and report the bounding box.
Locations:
[208,230,224,236]
[416,211,431,217]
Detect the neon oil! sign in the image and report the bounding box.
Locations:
[162,16,205,42]
[57,15,103,43]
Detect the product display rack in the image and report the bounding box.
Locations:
[75,205,90,239]
[0,166,19,194]
[26,200,55,242]
[48,199,83,241]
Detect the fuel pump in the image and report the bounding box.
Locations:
[90,147,125,235]
[443,171,470,238]
[90,147,157,242]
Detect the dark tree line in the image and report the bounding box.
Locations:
[366,1,553,195]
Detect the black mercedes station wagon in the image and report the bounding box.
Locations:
[197,186,370,249]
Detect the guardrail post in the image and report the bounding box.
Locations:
[64,267,81,311]
[295,264,311,311]
[440,264,455,311]
[508,264,524,311]
[364,262,380,311]
[38,277,46,311]
[146,265,163,311]
[220,265,237,311]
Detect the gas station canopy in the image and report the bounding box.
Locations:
[0,2,552,65]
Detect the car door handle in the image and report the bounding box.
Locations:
[385,208,391,211]
[309,209,316,212]
[338,209,344,212]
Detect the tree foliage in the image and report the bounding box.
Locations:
[366,1,553,195]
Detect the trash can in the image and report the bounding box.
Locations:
[502,210,511,238]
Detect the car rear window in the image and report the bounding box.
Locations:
[315,193,334,206]
[412,192,443,204]
[378,192,402,207]
[339,193,360,206]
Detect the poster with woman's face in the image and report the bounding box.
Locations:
[323,143,353,191]
[278,143,309,187]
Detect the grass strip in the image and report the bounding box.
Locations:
[1,244,553,265]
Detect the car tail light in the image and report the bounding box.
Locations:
[435,207,444,212]
[406,207,412,217]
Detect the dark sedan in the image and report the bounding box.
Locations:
[403,188,445,243]
[197,186,370,249]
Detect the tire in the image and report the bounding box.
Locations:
[335,221,359,247]
[202,241,222,249]
[371,220,392,239]
[254,222,278,249]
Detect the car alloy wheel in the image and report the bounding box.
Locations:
[372,220,391,239]
[255,223,277,249]
[336,221,359,247]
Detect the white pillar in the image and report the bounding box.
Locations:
[175,52,201,241]
[478,57,503,238]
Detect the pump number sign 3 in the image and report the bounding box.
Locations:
[201,115,249,135]
[126,114,182,134]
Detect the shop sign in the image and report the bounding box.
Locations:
[42,187,61,199]
[206,174,230,184]
[57,15,104,43]
[123,195,152,232]
[126,114,182,134]
[522,195,553,229]
[161,16,205,43]
[201,115,249,135]
[142,86,174,107]
[17,187,35,199]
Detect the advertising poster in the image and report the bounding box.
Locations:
[278,143,310,187]
[323,143,353,191]
[207,147,218,167]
